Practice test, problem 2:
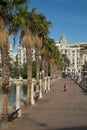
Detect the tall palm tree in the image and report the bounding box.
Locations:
[42,38,63,80]
[0,0,28,123]
[29,9,42,93]
[15,7,34,105]
[22,28,33,105]
[14,7,44,105]
[30,9,52,93]
[62,54,70,72]
[49,42,63,79]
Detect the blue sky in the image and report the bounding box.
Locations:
[30,0,87,44]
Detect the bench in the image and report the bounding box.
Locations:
[8,108,20,121]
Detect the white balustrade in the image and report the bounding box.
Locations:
[39,79,42,98]
[31,79,35,105]
[9,77,23,117]
[16,82,21,117]
[44,77,47,92]
[48,77,51,91]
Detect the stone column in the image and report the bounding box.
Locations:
[31,79,35,105]
[45,77,47,92]
[39,79,42,98]
[16,81,21,117]
[48,77,51,91]
[39,72,42,98]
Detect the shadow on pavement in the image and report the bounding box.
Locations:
[37,121,87,130]
[47,126,87,130]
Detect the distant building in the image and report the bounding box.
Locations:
[17,44,26,68]
[13,52,17,63]
[55,35,81,74]
[77,42,87,66]
[17,44,35,68]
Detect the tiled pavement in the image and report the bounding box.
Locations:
[1,78,87,130]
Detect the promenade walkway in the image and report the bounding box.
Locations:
[7,78,87,130]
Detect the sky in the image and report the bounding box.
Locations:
[29,0,87,44]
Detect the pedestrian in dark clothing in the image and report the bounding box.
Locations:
[64,83,67,92]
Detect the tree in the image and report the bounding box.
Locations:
[30,9,52,93]
[20,63,27,79]
[15,7,34,105]
[10,61,20,78]
[20,62,36,79]
[41,37,63,80]
[62,54,70,69]
[0,0,28,125]
[32,61,36,78]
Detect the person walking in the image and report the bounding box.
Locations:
[64,83,67,92]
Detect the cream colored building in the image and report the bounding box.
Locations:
[17,44,35,68]
[55,35,81,75]
[78,42,87,65]
[17,44,26,67]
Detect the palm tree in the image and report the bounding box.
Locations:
[62,54,70,70]
[49,45,63,79]
[29,9,42,93]
[29,8,52,94]
[0,0,28,124]
[19,8,51,104]
[22,28,33,105]
[42,38,63,80]
[15,7,35,105]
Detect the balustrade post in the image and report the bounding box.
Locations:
[42,78,45,94]
[31,79,35,105]
[39,79,42,98]
[39,72,43,98]
[44,77,47,92]
[48,77,51,91]
[16,80,21,117]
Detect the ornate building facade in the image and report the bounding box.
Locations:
[55,35,81,75]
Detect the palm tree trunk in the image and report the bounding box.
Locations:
[1,45,9,123]
[45,61,48,91]
[26,47,32,106]
[45,60,48,77]
[42,57,45,77]
[36,48,40,93]
[41,57,45,94]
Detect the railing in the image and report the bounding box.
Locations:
[0,76,59,118]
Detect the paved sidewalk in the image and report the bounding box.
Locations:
[5,78,87,129]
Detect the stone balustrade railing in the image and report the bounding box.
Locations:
[0,76,57,117]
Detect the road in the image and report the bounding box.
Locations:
[6,78,87,130]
